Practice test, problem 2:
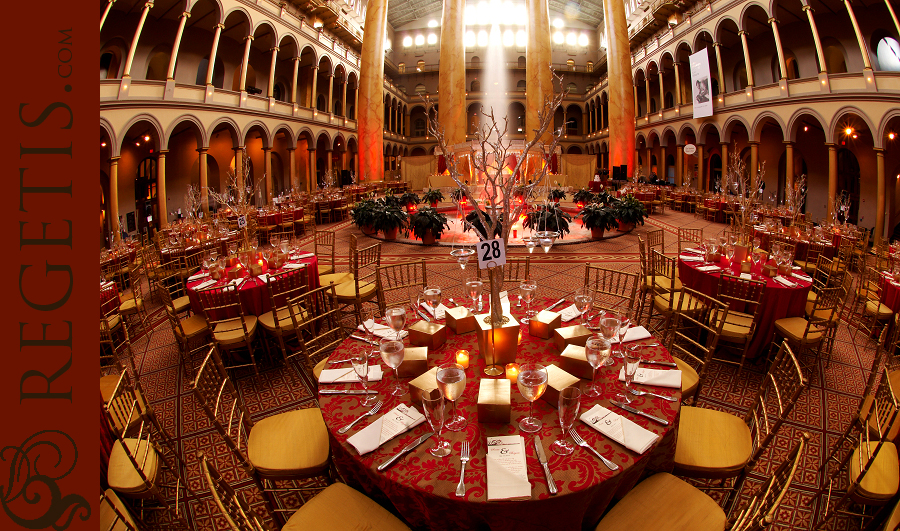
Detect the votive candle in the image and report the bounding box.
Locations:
[506,363,520,384]
[455,350,470,369]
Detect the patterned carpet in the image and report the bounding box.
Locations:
[117,205,882,531]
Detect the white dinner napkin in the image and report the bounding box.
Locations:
[559,304,582,323]
[610,325,652,344]
[774,275,797,288]
[421,302,449,320]
[792,271,812,282]
[486,435,531,500]
[358,319,409,339]
[283,262,306,270]
[679,254,703,262]
[696,265,721,272]
[740,273,753,280]
[291,252,315,260]
[193,279,216,290]
[318,365,384,384]
[498,291,511,313]
[346,404,426,455]
[257,273,270,284]
[580,405,660,455]
[683,248,703,255]
[618,367,682,388]
[188,271,209,282]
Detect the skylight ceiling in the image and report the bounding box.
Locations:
[387,0,605,29]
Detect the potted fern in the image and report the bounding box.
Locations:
[573,188,595,208]
[372,200,408,240]
[350,199,378,235]
[578,203,617,240]
[547,188,567,203]
[524,203,572,238]
[399,192,421,212]
[422,188,444,207]
[465,207,504,239]
[409,206,450,245]
[613,194,647,232]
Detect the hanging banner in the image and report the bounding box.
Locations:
[689,49,714,119]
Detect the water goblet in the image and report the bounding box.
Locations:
[421,389,451,457]
[351,353,378,406]
[725,244,735,267]
[517,363,549,433]
[270,234,280,250]
[385,306,407,341]
[408,286,424,324]
[574,286,594,326]
[424,286,443,321]
[551,387,582,456]
[519,280,537,323]
[379,337,406,397]
[465,277,483,312]
[584,337,611,397]
[617,346,642,404]
[436,363,467,431]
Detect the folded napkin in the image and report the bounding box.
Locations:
[683,248,703,255]
[318,365,384,384]
[283,262,306,270]
[792,271,812,282]
[421,302,448,320]
[486,435,530,500]
[774,275,797,288]
[100,281,115,289]
[188,271,209,282]
[257,273,270,284]
[696,265,721,272]
[610,325,652,344]
[740,273,753,280]
[618,367,682,388]
[346,404,426,455]
[498,291,511,313]
[193,279,216,290]
[291,252,315,260]
[358,319,409,340]
[679,255,703,262]
[754,225,767,231]
[580,404,660,455]
[559,304,582,323]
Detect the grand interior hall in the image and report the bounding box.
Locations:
[99,0,900,528]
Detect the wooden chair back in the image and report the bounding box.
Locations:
[717,273,766,326]
[666,287,729,404]
[376,260,428,317]
[677,228,703,254]
[289,284,345,371]
[476,256,531,287]
[350,235,382,293]
[194,284,257,372]
[584,265,638,317]
[200,454,266,531]
[266,267,310,328]
[646,228,665,254]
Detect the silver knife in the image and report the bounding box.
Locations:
[377,432,434,471]
[545,298,566,312]
[349,335,379,346]
[640,359,678,368]
[533,436,558,495]
[417,309,432,322]
[319,389,378,395]
[609,400,669,425]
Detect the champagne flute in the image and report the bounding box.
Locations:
[551,387,582,456]
[725,244,735,268]
[617,345,642,404]
[408,286,424,324]
[598,315,621,363]
[517,363,548,433]
[351,353,377,406]
[379,337,406,397]
[424,285,443,321]
[584,337,611,397]
[519,280,537,323]
[574,286,594,326]
[359,308,379,358]
[465,277,483,313]
[421,389,451,457]
[385,306,407,341]
[436,363,467,431]
[614,309,632,360]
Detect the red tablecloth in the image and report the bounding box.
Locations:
[751,230,836,260]
[100,281,119,316]
[258,207,305,227]
[879,272,900,313]
[319,297,681,531]
[677,256,811,358]
[185,254,320,320]
[703,199,728,223]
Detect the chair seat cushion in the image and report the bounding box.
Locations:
[850,441,899,503]
[594,473,725,531]
[282,482,411,531]
[720,311,754,340]
[172,295,191,314]
[213,316,257,345]
[100,374,120,403]
[646,276,683,292]
[179,314,209,340]
[865,300,893,318]
[313,358,328,381]
[653,291,696,313]
[319,272,354,286]
[674,356,699,399]
[774,317,823,343]
[318,264,335,276]
[673,406,752,478]
[334,280,377,300]
[804,302,839,323]
[259,305,308,333]
[100,488,138,531]
[107,438,160,495]
[119,297,143,314]
[248,408,330,476]
[794,260,816,274]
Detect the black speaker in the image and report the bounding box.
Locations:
[612,166,622,181]
[341,170,351,186]
[620,165,628,180]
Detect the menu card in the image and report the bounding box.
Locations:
[740,273,753,280]
[421,302,449,320]
[683,248,703,255]
[359,319,409,339]
[559,304,582,322]
[346,404,426,455]
[283,262,307,270]
[318,365,384,384]
[580,405,659,454]
[610,325,652,344]
[617,367,681,388]
[486,435,530,500]
[791,271,812,282]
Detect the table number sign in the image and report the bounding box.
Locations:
[237,215,247,229]
[477,238,506,270]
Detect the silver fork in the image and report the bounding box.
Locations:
[447,297,458,307]
[569,430,619,471]
[455,441,470,497]
[338,401,383,434]
[628,387,677,402]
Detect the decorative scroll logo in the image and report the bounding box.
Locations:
[0,430,90,529]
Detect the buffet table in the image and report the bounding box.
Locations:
[318,298,681,531]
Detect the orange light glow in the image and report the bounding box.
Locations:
[844,127,853,136]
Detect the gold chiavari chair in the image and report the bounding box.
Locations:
[475,256,531,293]
[288,284,345,374]
[673,341,807,514]
[646,228,665,254]
[317,199,335,224]
[299,201,317,237]
[334,235,381,325]
[677,228,703,255]
[99,487,140,531]
[853,263,894,344]
[101,280,124,338]
[715,273,766,372]
[119,264,147,335]
[773,284,841,370]
[140,243,164,301]
[665,287,728,405]
[279,208,295,236]
[158,269,192,316]
[260,267,310,364]
[851,228,871,272]
[314,229,338,279]
[195,283,261,374]
[159,286,210,379]
[192,345,333,525]
[793,240,827,275]
[200,454,411,531]
[594,433,809,531]
[376,260,428,317]
[105,369,192,528]
[583,265,639,318]
[646,249,692,331]
[811,366,900,530]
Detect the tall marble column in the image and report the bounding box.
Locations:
[206,23,224,85]
[876,148,885,244]
[713,44,725,94]
[887,0,900,40]
[720,142,728,181]
[166,11,190,80]
[843,0,872,70]
[357,0,388,181]
[291,57,300,103]
[198,148,209,214]
[122,1,153,78]
[827,143,837,218]
[696,145,704,191]
[310,65,318,108]
[264,147,273,203]
[769,18,787,80]
[234,147,244,192]
[157,150,168,229]
[526,0,553,143]
[267,47,279,97]
[288,147,298,190]
[605,0,635,175]
[675,146,683,186]
[100,0,115,32]
[784,142,793,199]
[109,157,120,242]
[239,36,253,92]
[309,148,317,191]
[673,62,682,105]
[803,6,826,73]
[749,141,758,188]
[739,31,755,87]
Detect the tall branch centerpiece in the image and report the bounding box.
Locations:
[206,150,267,250]
[726,148,766,260]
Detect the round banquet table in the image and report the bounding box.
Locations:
[677,255,812,358]
[184,254,320,320]
[318,298,681,531]
[100,281,120,316]
[879,271,900,314]
[751,229,836,260]
[258,207,305,227]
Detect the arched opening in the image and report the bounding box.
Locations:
[733,62,748,91]
[195,56,224,87]
[566,59,575,70]
[516,80,526,91]
[567,146,582,154]
[415,84,426,95]
[135,157,158,235]
[517,56,526,68]
[823,41,848,74]
[566,82,578,93]
[232,64,257,92]
[837,148,860,224]
[145,50,169,81]
[471,79,481,92]
[100,51,120,79]
[317,94,327,111]
[709,154,722,191]
[664,92,674,109]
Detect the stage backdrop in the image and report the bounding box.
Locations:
[400,156,436,190]
[561,154,595,189]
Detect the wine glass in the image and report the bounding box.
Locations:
[408,286,424,324]
[351,353,377,406]
[424,286,443,321]
[614,309,632,360]
[574,286,594,326]
[519,280,537,323]
[385,307,407,341]
[436,363,467,431]
[725,244,735,267]
[465,277,483,313]
[584,337,611,397]
[617,345,642,404]
[270,234,280,250]
[421,389,451,457]
[551,387,582,456]
[379,337,406,397]
[517,363,548,433]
